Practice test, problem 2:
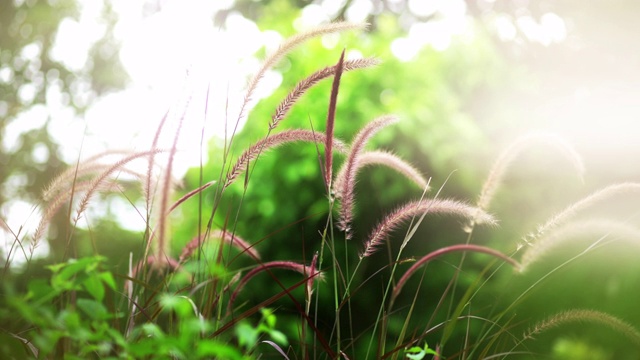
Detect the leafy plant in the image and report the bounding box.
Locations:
[405,343,440,360]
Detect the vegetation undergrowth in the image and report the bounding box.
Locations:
[2,21,640,360]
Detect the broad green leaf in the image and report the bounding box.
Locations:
[76,298,109,321]
[268,330,288,346]
[83,275,105,301]
[262,308,277,328]
[141,323,165,338]
[99,271,116,290]
[160,293,193,318]
[197,340,246,359]
[235,322,258,348]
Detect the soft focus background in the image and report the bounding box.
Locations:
[2,0,640,358]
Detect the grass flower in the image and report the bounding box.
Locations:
[477,133,584,214]
[531,182,640,241]
[178,229,260,263]
[270,57,379,131]
[524,309,640,348]
[333,150,428,194]
[336,115,399,237]
[324,49,345,189]
[519,219,640,272]
[224,130,347,188]
[239,22,366,126]
[361,198,496,258]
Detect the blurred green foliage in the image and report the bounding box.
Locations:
[1,256,249,359]
[0,0,128,264]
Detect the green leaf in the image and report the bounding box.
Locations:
[160,293,193,318]
[235,322,258,349]
[60,309,82,331]
[76,298,109,321]
[261,308,276,328]
[405,347,426,360]
[48,256,108,292]
[106,327,127,348]
[26,278,55,301]
[99,271,116,290]
[141,323,164,339]
[405,343,439,360]
[196,340,245,359]
[83,275,105,301]
[268,330,288,346]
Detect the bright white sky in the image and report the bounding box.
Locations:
[2,0,569,267]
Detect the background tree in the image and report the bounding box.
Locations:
[0,0,128,263]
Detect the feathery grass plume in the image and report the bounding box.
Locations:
[156,95,192,261]
[333,150,428,195]
[227,260,324,313]
[131,254,180,278]
[224,129,347,188]
[178,229,260,263]
[145,110,169,212]
[238,22,366,124]
[361,198,496,258]
[168,180,215,213]
[531,182,640,241]
[337,115,399,237]
[524,309,640,348]
[324,49,345,188]
[519,219,640,272]
[74,149,165,222]
[42,154,147,202]
[476,133,584,214]
[270,57,379,131]
[33,179,125,244]
[392,244,520,301]
[34,148,164,245]
[307,252,319,296]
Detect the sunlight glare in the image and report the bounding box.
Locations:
[1,200,46,269]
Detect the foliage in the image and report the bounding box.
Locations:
[405,343,440,360]
[1,256,248,359]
